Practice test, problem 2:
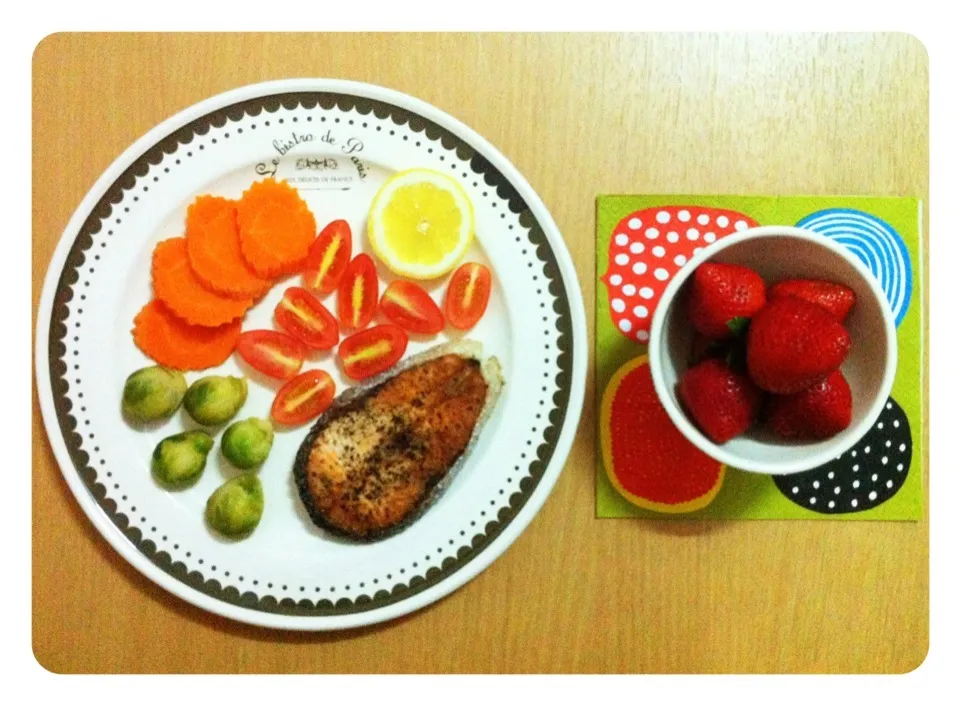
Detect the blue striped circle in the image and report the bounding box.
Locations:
[796,208,912,326]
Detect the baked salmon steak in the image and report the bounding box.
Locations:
[293,340,504,541]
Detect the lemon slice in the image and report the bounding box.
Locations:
[368,168,474,279]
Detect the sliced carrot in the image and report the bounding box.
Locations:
[236,178,317,278]
[185,198,273,298]
[152,238,252,326]
[132,300,241,371]
[187,195,234,228]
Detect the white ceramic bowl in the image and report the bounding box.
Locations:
[648,226,898,475]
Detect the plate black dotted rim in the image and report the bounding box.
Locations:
[45,91,575,617]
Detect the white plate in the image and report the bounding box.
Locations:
[35,79,587,630]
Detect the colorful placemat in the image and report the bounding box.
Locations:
[596,196,924,520]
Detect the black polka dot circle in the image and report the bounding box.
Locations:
[773,397,912,514]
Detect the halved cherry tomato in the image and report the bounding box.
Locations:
[274,286,339,350]
[303,219,352,294]
[444,263,492,330]
[337,324,409,380]
[380,280,445,335]
[236,330,308,380]
[338,254,379,330]
[271,369,336,426]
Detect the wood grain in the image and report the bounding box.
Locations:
[32,32,929,674]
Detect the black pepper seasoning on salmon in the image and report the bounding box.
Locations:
[293,352,497,541]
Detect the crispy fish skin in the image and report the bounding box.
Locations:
[293,341,503,542]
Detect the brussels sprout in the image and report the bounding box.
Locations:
[122,366,187,423]
[205,473,264,538]
[222,417,274,469]
[183,375,248,426]
[151,430,214,487]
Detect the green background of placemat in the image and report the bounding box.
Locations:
[596,195,923,520]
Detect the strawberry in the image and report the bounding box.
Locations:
[766,370,853,439]
[769,279,856,321]
[687,263,767,339]
[678,358,764,444]
[746,295,852,393]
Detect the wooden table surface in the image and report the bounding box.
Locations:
[32,32,929,674]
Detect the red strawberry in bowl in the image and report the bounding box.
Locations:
[746,296,852,394]
[687,263,767,339]
[766,370,853,439]
[678,358,764,444]
[602,206,759,343]
[768,279,856,321]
